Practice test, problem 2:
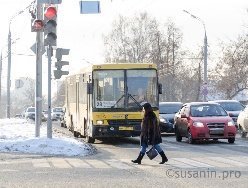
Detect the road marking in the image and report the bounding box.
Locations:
[0,169,19,172]
[66,158,91,168]
[49,158,72,168]
[105,159,134,169]
[0,159,30,165]
[32,159,50,168]
[208,157,248,167]
[166,158,197,168]
[86,159,111,168]
[192,157,232,168]
[227,156,248,164]
[171,158,213,168]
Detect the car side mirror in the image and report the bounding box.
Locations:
[158,83,162,94]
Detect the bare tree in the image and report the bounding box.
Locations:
[104,12,159,63]
[53,81,65,107]
[213,34,248,99]
[104,13,205,102]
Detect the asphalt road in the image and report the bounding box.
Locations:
[0,121,248,188]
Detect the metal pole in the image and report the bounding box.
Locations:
[47,45,52,139]
[35,1,43,137]
[183,10,208,101]
[6,27,11,118]
[203,31,208,102]
[0,52,2,110]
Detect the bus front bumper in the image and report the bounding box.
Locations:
[92,125,141,137]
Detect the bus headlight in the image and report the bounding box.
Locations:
[96,120,104,125]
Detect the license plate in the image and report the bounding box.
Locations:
[119,126,133,131]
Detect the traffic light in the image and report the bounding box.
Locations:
[54,48,70,79]
[44,6,57,46]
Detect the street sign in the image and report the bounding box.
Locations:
[80,1,100,14]
[30,43,45,55]
[37,0,62,4]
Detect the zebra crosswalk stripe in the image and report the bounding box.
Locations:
[173,158,214,168]
[208,157,248,167]
[227,156,248,164]
[32,159,50,168]
[106,159,134,169]
[86,159,111,168]
[66,158,91,168]
[48,158,72,168]
[192,157,232,168]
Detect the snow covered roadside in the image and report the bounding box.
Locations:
[0,118,94,156]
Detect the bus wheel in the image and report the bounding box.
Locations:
[86,135,95,143]
[74,131,79,138]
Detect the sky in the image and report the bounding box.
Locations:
[0,118,94,156]
[0,0,248,95]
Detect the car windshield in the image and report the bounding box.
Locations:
[53,108,63,112]
[217,102,244,111]
[159,104,182,114]
[190,104,228,117]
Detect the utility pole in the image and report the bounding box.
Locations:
[183,10,208,101]
[0,52,2,110]
[6,27,11,118]
[35,1,43,137]
[6,2,34,118]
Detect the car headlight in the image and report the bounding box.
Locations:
[228,120,235,126]
[193,122,204,127]
[159,117,168,123]
[96,120,104,125]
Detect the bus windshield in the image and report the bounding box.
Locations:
[93,69,158,109]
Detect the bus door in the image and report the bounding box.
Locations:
[86,76,93,135]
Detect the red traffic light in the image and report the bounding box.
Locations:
[44,6,57,20]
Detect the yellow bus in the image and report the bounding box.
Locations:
[64,63,162,143]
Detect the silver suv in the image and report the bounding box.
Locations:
[52,107,65,121]
[24,107,35,120]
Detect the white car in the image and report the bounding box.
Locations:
[237,106,248,138]
[51,107,65,121]
[25,107,35,120]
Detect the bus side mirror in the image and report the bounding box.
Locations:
[158,83,162,94]
[87,83,93,94]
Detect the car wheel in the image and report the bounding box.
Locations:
[73,131,80,138]
[175,128,182,142]
[228,137,235,144]
[85,135,95,143]
[188,130,195,144]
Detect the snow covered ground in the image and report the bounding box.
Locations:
[0,118,94,156]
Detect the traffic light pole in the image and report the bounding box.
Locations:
[47,45,52,139]
[35,2,43,137]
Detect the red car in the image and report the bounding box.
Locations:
[174,102,236,144]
